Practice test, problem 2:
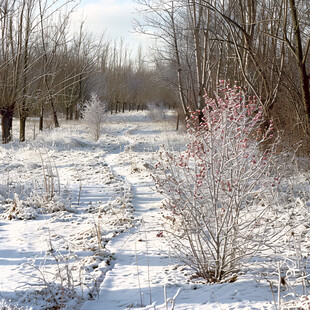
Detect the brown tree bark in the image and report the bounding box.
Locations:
[19,116,26,142]
[1,107,14,143]
[39,103,44,131]
[289,0,310,131]
[50,98,60,128]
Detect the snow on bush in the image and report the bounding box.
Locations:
[83,93,107,141]
[153,81,282,282]
[1,192,73,220]
[267,171,310,309]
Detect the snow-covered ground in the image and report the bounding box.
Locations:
[0,109,309,309]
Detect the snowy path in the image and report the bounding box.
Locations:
[81,179,167,309]
[81,122,175,309]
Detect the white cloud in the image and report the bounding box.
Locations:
[70,0,150,56]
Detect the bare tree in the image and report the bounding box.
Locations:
[134,0,189,114]
[38,0,78,130]
[0,0,79,142]
[136,0,310,147]
[285,0,310,132]
[0,0,22,143]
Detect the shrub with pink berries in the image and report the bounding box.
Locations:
[153,81,279,282]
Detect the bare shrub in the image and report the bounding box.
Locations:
[1,150,73,220]
[153,81,282,282]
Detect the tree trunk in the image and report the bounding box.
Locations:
[50,99,59,128]
[19,117,27,142]
[75,105,79,120]
[170,1,188,114]
[299,63,310,131]
[66,106,70,120]
[176,112,180,131]
[39,103,44,131]
[66,105,73,120]
[289,0,310,132]
[193,23,204,110]
[1,108,14,143]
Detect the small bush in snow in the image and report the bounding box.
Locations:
[83,93,107,141]
[1,192,73,220]
[154,81,281,282]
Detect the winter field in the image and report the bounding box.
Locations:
[0,107,310,310]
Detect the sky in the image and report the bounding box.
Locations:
[71,0,151,58]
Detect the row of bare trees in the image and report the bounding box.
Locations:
[135,0,310,147]
[0,0,163,144]
[99,41,156,114]
[2,0,307,146]
[0,0,88,143]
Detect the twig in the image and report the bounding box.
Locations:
[277,262,282,308]
[135,239,143,306]
[267,279,278,310]
[211,291,223,310]
[143,218,152,305]
[164,284,168,310]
